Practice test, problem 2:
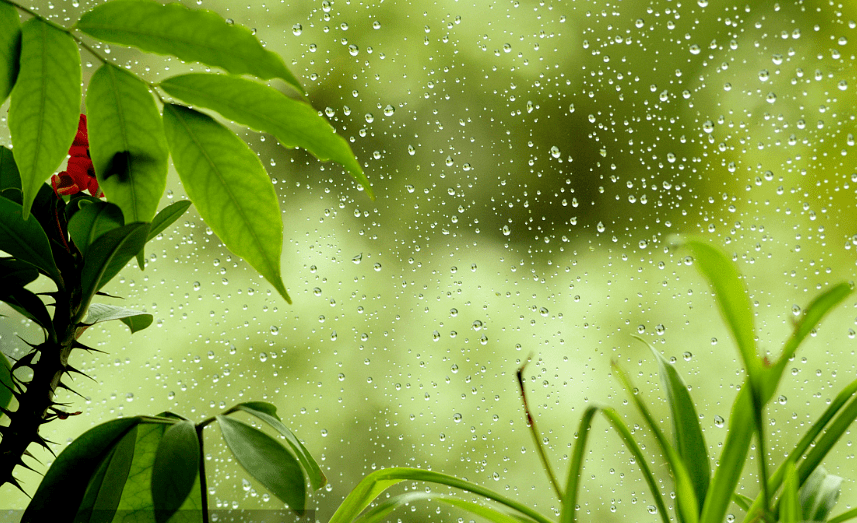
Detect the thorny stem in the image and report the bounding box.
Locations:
[516,357,563,501]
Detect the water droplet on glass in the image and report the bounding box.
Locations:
[714,415,725,428]
[292,23,302,36]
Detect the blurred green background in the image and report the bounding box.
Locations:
[2,0,856,520]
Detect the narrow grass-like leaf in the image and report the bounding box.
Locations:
[0,2,20,103]
[23,417,141,523]
[217,415,306,512]
[0,147,22,201]
[635,336,710,505]
[9,18,80,219]
[76,425,138,523]
[612,362,699,523]
[229,401,327,489]
[779,461,801,523]
[79,222,150,317]
[354,492,529,523]
[152,420,199,523]
[0,352,12,422]
[160,74,372,199]
[76,0,302,93]
[829,508,857,523]
[163,104,289,303]
[148,200,192,242]
[797,396,857,490]
[0,196,62,285]
[329,467,552,523]
[800,467,842,521]
[676,238,763,394]
[67,200,124,258]
[731,493,752,512]
[83,303,153,334]
[87,64,169,224]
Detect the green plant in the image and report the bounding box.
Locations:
[327,238,857,523]
[0,0,369,517]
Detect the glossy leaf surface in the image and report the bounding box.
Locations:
[67,200,124,258]
[0,352,12,423]
[151,420,199,523]
[0,196,62,285]
[75,425,138,523]
[0,2,20,103]
[0,146,22,201]
[83,303,153,334]
[79,222,150,313]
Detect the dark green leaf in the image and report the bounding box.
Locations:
[160,74,372,199]
[635,336,710,506]
[0,285,53,336]
[0,146,22,202]
[0,257,39,289]
[148,200,192,242]
[79,222,150,315]
[23,417,142,523]
[231,401,327,489]
[0,352,12,423]
[0,196,63,285]
[67,200,124,258]
[0,2,20,103]
[76,0,302,93]
[76,425,138,523]
[216,415,306,512]
[87,64,169,224]
[801,467,842,521]
[163,105,289,303]
[83,303,153,334]
[9,18,81,219]
[779,461,801,523]
[152,420,200,523]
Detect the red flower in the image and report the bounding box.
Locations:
[51,114,101,197]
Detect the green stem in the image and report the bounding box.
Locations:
[196,423,210,523]
[516,359,563,500]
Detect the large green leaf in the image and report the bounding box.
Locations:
[87,64,169,225]
[163,104,289,303]
[0,258,39,290]
[0,146,23,202]
[79,222,150,316]
[83,303,153,334]
[67,200,124,258]
[0,352,12,423]
[216,415,306,512]
[76,0,302,93]
[329,467,551,523]
[151,420,199,523]
[8,18,80,219]
[23,417,142,523]
[635,336,710,506]
[159,74,372,199]
[229,402,327,490]
[76,425,138,523]
[0,2,20,104]
[0,285,53,337]
[0,197,62,286]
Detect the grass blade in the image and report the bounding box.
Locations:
[354,492,532,523]
[634,336,710,505]
[779,461,801,523]
[329,467,553,523]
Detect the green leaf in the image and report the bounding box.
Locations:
[801,467,842,521]
[0,285,53,337]
[163,104,290,303]
[0,257,39,289]
[797,395,857,496]
[148,200,192,242]
[0,352,12,423]
[0,2,20,104]
[76,0,302,93]
[83,303,153,334]
[23,417,142,523]
[87,64,169,224]
[0,196,63,286]
[229,402,326,490]
[329,467,551,523]
[674,237,764,396]
[67,200,124,258]
[0,146,22,203]
[354,492,529,523]
[634,336,710,506]
[76,425,138,523]
[79,222,150,316]
[216,415,306,512]
[9,18,81,219]
[152,420,199,523]
[829,508,857,523]
[779,461,801,523]
[159,74,372,199]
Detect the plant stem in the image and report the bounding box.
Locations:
[196,423,210,523]
[516,358,563,500]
